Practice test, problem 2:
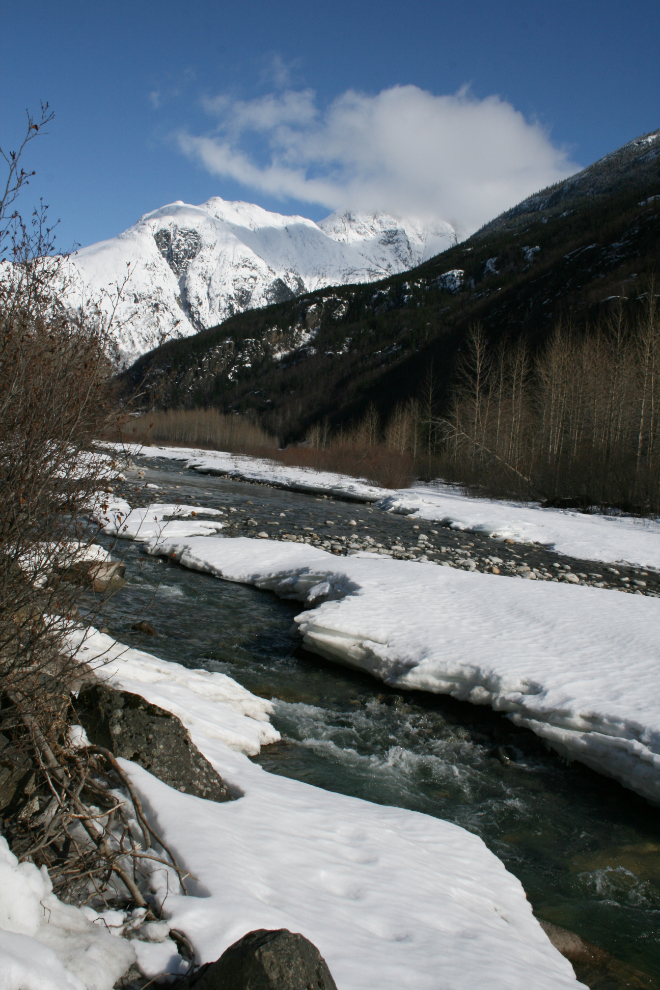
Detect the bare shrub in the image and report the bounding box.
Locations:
[1,109,186,917]
[126,405,277,452]
[127,405,415,489]
[276,443,415,490]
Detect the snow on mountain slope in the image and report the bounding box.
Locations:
[62,200,456,368]
[319,210,456,272]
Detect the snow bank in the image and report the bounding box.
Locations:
[379,485,660,568]
[0,837,135,990]
[148,536,660,804]
[67,627,279,756]
[70,634,581,990]
[105,443,660,565]
[101,443,389,502]
[124,756,582,990]
[93,494,224,542]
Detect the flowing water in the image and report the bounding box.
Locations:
[90,460,660,985]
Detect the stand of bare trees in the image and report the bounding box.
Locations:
[436,295,660,510]
[297,290,660,511]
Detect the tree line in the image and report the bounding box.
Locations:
[303,289,660,512]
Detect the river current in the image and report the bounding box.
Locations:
[90,459,660,987]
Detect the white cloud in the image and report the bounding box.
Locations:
[178,84,580,236]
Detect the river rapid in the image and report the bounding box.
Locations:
[89,458,660,988]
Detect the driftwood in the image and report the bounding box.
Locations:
[4,685,190,913]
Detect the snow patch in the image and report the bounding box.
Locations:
[92,496,224,543]
[0,837,135,990]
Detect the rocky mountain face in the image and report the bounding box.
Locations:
[62,199,455,367]
[122,129,660,441]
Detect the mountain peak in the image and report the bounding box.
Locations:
[62,199,456,367]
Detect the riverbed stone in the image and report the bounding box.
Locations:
[74,683,233,802]
[189,929,338,990]
[131,619,157,635]
[539,919,651,989]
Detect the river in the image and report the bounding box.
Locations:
[88,458,660,987]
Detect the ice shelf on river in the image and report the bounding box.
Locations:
[59,628,583,990]
[147,535,660,805]
[93,495,224,542]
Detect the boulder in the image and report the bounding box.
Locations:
[89,560,126,592]
[191,929,338,990]
[74,684,233,802]
[539,920,651,989]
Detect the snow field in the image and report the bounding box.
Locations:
[68,633,582,990]
[125,757,582,990]
[147,536,660,804]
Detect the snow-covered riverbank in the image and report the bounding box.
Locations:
[104,442,660,567]
[65,629,582,990]
[146,535,660,805]
[108,442,389,502]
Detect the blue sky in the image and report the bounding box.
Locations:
[2,0,658,249]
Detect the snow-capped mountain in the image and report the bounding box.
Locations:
[62,199,456,367]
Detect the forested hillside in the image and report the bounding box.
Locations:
[122,130,660,443]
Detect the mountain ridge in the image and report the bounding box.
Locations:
[478,128,660,235]
[61,199,456,367]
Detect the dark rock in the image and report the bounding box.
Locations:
[154,227,202,276]
[191,929,338,990]
[74,684,233,802]
[131,620,156,635]
[492,744,516,765]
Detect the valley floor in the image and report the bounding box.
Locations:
[7,444,660,989]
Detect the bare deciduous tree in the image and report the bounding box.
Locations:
[1,108,187,915]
